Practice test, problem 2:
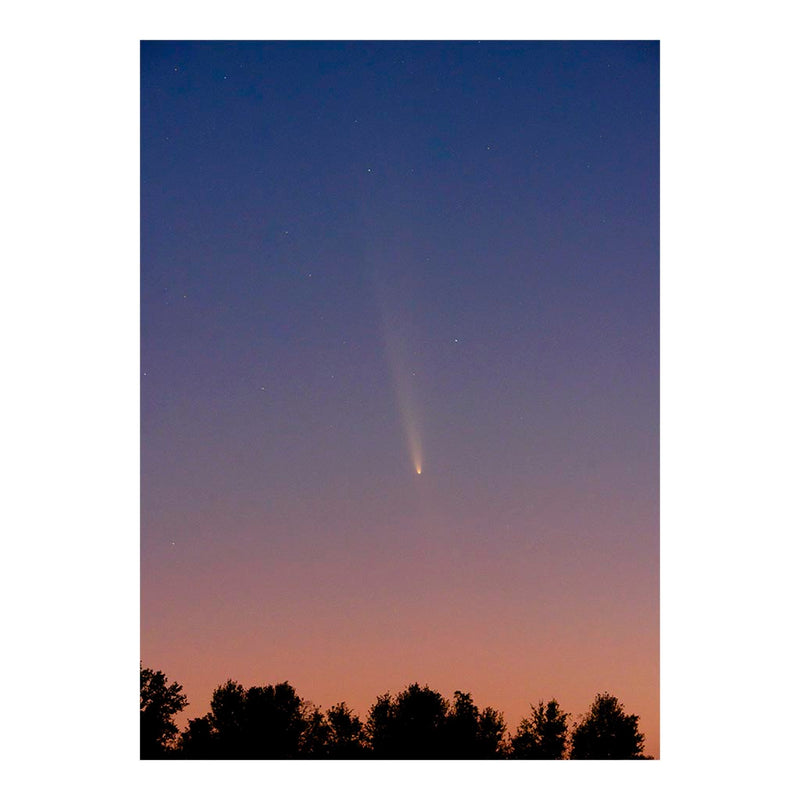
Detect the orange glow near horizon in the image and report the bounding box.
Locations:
[142,494,659,756]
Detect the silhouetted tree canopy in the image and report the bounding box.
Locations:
[477,706,507,757]
[570,692,645,760]
[367,684,506,759]
[181,680,312,759]
[325,702,366,757]
[368,683,449,758]
[146,665,649,759]
[511,699,569,759]
[140,664,188,758]
[178,715,216,758]
[445,691,507,758]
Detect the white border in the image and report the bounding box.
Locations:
[5,1,797,797]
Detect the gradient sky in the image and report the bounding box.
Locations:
[141,40,659,756]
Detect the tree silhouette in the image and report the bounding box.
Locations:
[207,679,246,756]
[511,699,569,759]
[325,702,366,758]
[154,664,651,760]
[244,682,308,758]
[444,691,507,758]
[179,680,306,758]
[299,703,332,757]
[140,664,188,758]
[476,706,507,758]
[179,714,216,758]
[570,693,645,759]
[367,684,506,758]
[367,683,450,758]
[178,679,358,759]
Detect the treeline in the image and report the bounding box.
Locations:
[141,665,649,760]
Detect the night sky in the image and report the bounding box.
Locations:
[141,41,659,755]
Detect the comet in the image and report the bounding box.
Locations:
[371,274,424,477]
